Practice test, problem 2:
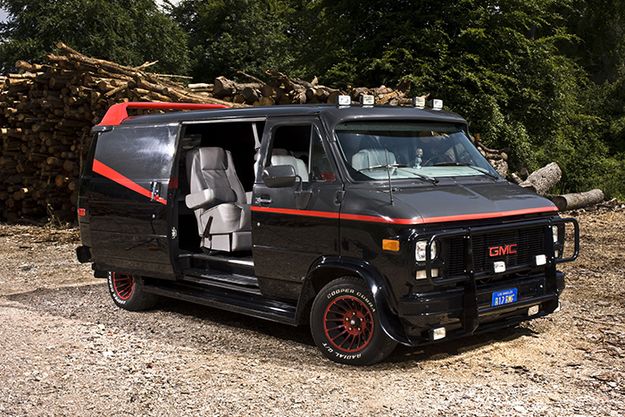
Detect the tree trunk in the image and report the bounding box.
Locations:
[519,162,562,195]
[213,76,262,99]
[551,189,605,211]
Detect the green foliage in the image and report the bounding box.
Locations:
[172,0,299,81]
[564,0,625,83]
[0,0,624,198]
[296,1,583,170]
[296,0,625,198]
[0,0,190,74]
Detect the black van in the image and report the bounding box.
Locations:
[76,99,579,365]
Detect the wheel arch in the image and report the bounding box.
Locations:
[298,256,412,346]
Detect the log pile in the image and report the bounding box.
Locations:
[0,46,417,223]
[207,70,412,106]
[472,134,510,177]
[512,161,606,211]
[469,134,608,211]
[0,43,237,222]
[470,137,607,211]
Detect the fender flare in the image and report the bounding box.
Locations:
[304,256,412,346]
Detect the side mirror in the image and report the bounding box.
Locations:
[262,165,298,188]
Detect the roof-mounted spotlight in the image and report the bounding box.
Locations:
[428,99,443,111]
[337,95,351,107]
[412,96,426,108]
[361,94,374,107]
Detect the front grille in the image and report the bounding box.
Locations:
[443,227,546,277]
[444,236,466,276]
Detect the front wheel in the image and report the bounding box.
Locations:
[310,277,397,365]
[107,272,159,311]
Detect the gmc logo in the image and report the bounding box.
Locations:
[489,244,518,257]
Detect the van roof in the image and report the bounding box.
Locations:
[96,103,467,130]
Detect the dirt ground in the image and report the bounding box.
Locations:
[0,211,623,417]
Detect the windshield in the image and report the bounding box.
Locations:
[335,121,499,181]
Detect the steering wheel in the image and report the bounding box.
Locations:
[422,153,454,166]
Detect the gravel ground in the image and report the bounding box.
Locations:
[0,211,623,416]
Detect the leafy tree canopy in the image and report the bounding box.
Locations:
[0,0,623,197]
[0,0,190,74]
[172,0,299,81]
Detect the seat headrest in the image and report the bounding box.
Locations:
[197,147,228,170]
[271,155,309,182]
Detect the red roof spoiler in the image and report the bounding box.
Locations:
[97,102,230,126]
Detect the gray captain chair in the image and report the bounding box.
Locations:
[270,150,309,182]
[185,147,251,252]
[351,148,397,171]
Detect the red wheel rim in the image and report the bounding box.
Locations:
[323,295,374,353]
[111,273,135,301]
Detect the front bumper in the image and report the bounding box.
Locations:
[396,271,565,344]
[387,216,578,346]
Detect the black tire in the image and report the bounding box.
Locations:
[310,277,397,365]
[107,272,159,311]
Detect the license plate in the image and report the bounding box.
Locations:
[491,288,518,307]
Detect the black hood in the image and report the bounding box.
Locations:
[342,180,558,225]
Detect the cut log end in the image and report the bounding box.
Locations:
[551,189,605,211]
[519,162,562,196]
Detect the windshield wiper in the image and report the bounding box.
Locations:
[395,166,439,184]
[362,163,438,185]
[431,162,499,180]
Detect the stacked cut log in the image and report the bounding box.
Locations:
[209,70,413,106]
[471,134,510,177]
[0,43,237,223]
[0,44,419,223]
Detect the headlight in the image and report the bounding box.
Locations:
[552,225,563,258]
[415,240,438,262]
[551,225,560,243]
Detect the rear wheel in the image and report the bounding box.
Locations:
[310,277,397,365]
[107,272,159,311]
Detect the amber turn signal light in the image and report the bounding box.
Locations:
[382,239,400,252]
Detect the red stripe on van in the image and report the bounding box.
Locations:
[251,206,340,219]
[251,205,558,225]
[414,206,558,224]
[92,159,167,205]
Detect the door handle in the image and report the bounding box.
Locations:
[254,195,272,205]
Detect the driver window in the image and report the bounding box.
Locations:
[268,124,335,183]
[309,130,336,182]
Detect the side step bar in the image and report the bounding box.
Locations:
[179,253,255,275]
[183,269,260,295]
[142,278,298,326]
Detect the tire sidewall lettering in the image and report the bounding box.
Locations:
[321,285,378,361]
[325,287,376,313]
[322,342,362,361]
[355,291,376,313]
[326,288,355,299]
[108,273,129,305]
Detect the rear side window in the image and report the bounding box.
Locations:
[94,125,178,183]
